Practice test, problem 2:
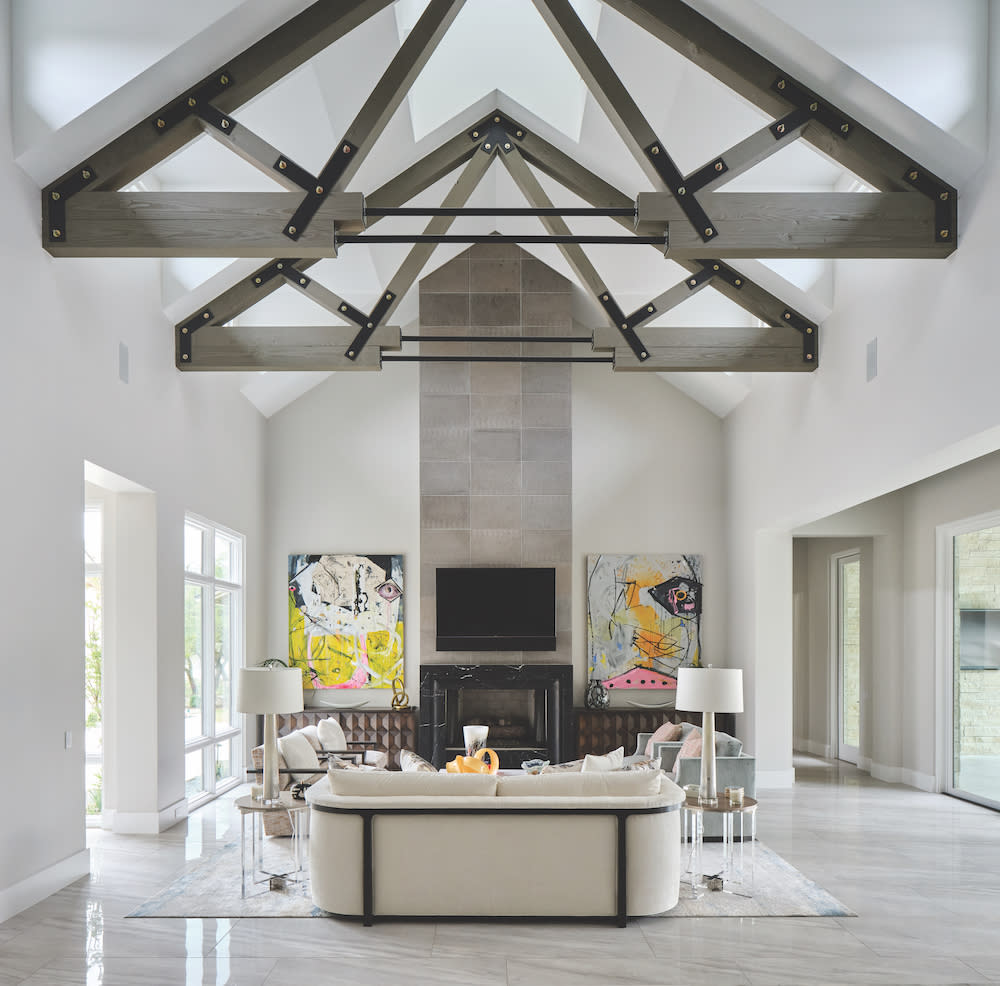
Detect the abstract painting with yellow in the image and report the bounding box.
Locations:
[288,554,404,690]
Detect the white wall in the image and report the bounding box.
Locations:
[0,2,266,917]
[572,367,727,709]
[725,17,1000,782]
[264,367,422,706]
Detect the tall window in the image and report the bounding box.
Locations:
[184,515,244,807]
[836,552,861,764]
[84,504,104,823]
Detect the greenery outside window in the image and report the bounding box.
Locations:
[84,504,104,824]
[184,514,244,807]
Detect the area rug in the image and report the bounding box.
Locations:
[128,840,853,920]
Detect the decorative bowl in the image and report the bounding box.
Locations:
[521,759,550,774]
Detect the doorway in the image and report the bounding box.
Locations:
[833,551,861,764]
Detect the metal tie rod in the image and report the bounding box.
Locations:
[365,207,636,217]
[339,234,664,246]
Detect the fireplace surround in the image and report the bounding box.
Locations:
[418,664,572,768]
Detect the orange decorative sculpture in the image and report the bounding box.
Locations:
[445,747,500,774]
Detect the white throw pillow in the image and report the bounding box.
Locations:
[299,725,322,751]
[497,770,660,798]
[277,731,321,781]
[581,746,624,772]
[328,771,498,797]
[317,717,348,751]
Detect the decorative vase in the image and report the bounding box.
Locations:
[585,678,609,709]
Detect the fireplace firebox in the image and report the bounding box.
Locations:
[418,665,572,769]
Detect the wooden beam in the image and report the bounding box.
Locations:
[599,0,949,195]
[196,117,306,191]
[173,132,476,329]
[609,326,811,371]
[686,120,810,194]
[637,191,946,258]
[180,325,400,370]
[46,0,396,195]
[529,0,667,191]
[51,192,363,258]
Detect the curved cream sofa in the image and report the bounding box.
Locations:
[306,769,685,925]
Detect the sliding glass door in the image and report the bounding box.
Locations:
[947,517,1000,809]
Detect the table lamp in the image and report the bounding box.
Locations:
[675,666,743,806]
[237,666,303,804]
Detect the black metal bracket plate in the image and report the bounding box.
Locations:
[177,308,214,364]
[683,156,729,195]
[46,166,97,243]
[250,259,303,288]
[153,71,233,135]
[345,291,396,360]
[284,141,357,241]
[770,106,812,142]
[771,76,851,139]
[903,165,957,244]
[272,155,316,193]
[194,103,237,136]
[692,260,746,290]
[598,292,650,362]
[780,308,818,365]
[469,114,525,155]
[281,268,312,290]
[644,141,717,243]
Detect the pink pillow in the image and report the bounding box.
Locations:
[644,721,683,758]
[672,729,703,778]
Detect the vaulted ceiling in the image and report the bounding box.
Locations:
[17,0,986,417]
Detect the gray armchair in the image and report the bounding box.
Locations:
[632,732,755,839]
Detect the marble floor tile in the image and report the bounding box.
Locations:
[506,951,750,986]
[259,954,509,986]
[18,955,278,986]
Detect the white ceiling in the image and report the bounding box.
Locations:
[12,0,990,419]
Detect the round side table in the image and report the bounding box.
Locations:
[235,792,310,898]
[682,795,757,898]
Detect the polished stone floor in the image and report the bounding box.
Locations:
[1,755,997,985]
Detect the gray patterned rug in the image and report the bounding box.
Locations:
[128,840,853,920]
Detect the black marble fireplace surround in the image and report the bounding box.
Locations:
[418,664,572,768]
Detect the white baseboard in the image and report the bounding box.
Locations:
[0,849,90,923]
[756,767,796,788]
[900,768,937,792]
[112,798,187,834]
[793,737,833,758]
[868,760,937,792]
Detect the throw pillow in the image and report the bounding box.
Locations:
[714,731,743,758]
[328,758,382,773]
[622,756,662,772]
[317,717,347,751]
[541,758,585,773]
[277,730,321,782]
[299,725,322,751]
[398,749,437,773]
[580,746,624,773]
[644,721,682,757]
[672,729,703,779]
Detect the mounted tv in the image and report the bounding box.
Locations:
[436,567,556,651]
[958,609,1000,670]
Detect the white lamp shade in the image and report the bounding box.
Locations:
[237,666,303,714]
[674,667,743,713]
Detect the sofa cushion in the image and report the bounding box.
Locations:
[623,756,662,772]
[581,746,624,772]
[328,759,384,773]
[317,717,348,751]
[299,725,322,751]
[327,771,499,797]
[497,770,660,798]
[398,749,437,773]
[541,758,585,773]
[277,730,321,781]
[644,721,682,757]
[679,720,701,738]
[714,731,743,758]
[672,730,703,778]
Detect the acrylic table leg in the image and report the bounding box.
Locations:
[240,811,248,899]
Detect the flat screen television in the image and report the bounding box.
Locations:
[958,609,1000,670]
[436,567,557,651]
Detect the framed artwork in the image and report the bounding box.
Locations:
[288,553,404,689]
[587,554,702,693]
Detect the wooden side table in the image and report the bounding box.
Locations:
[682,794,757,898]
[235,792,310,898]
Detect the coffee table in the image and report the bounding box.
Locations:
[235,792,309,898]
[682,794,757,898]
